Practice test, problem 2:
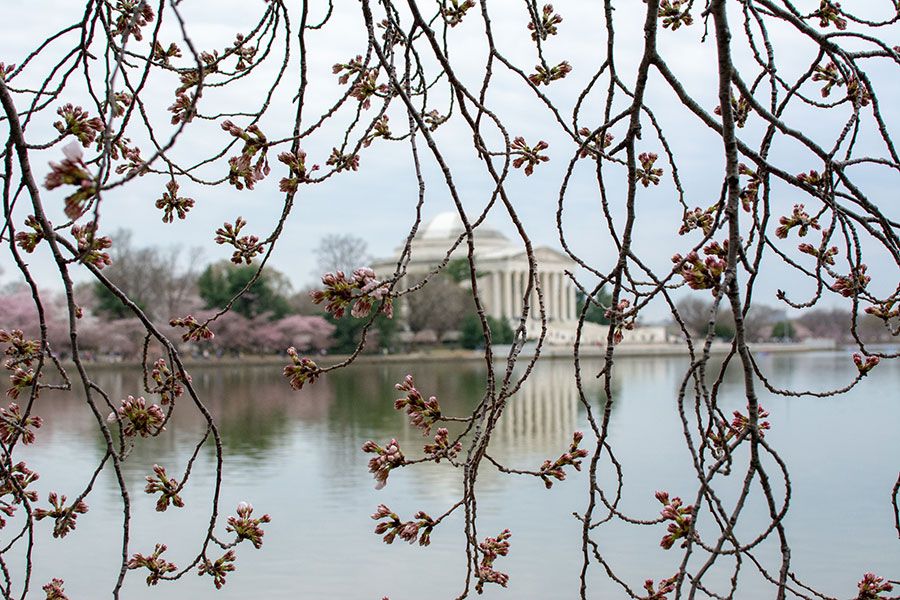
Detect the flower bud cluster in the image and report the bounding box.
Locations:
[14,215,44,254]
[672,241,727,294]
[363,116,391,148]
[53,104,104,148]
[853,353,879,376]
[528,61,572,86]
[709,404,771,451]
[511,137,550,176]
[7,368,36,400]
[152,41,182,66]
[0,462,39,528]
[527,4,562,40]
[277,149,318,192]
[813,61,843,97]
[812,0,847,30]
[226,501,271,549]
[714,92,749,128]
[659,0,693,30]
[776,204,820,239]
[604,299,636,345]
[798,230,838,266]
[232,34,257,71]
[42,578,68,600]
[150,358,189,405]
[214,217,264,265]
[33,492,88,539]
[577,127,613,160]
[423,428,462,463]
[108,395,165,438]
[144,464,184,512]
[155,180,195,223]
[636,152,663,187]
[168,92,198,125]
[654,491,695,550]
[325,148,360,173]
[0,402,43,445]
[538,431,589,489]
[394,374,442,434]
[127,544,177,586]
[0,329,41,369]
[856,572,893,599]
[222,120,270,190]
[441,0,476,27]
[0,63,15,81]
[349,69,389,110]
[739,163,762,212]
[831,265,870,298]
[332,55,366,85]
[310,268,392,319]
[169,315,215,342]
[362,438,405,489]
[424,110,449,131]
[643,575,678,599]
[71,222,113,269]
[111,0,155,41]
[679,205,716,236]
[114,143,148,177]
[864,298,899,321]
[476,529,512,593]
[198,550,236,589]
[371,504,435,546]
[283,347,321,390]
[43,143,96,221]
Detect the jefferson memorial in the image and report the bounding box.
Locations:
[373,212,588,343]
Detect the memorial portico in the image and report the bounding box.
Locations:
[372,212,583,342]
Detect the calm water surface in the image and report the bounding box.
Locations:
[13,352,900,599]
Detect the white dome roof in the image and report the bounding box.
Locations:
[420,211,506,240]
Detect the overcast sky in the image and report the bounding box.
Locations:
[1,0,897,322]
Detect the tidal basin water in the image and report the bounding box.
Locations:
[14,351,900,599]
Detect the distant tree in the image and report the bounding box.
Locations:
[406,275,470,341]
[328,312,396,354]
[198,262,292,320]
[444,258,471,284]
[795,308,852,342]
[255,315,335,353]
[313,234,371,277]
[288,288,324,316]
[675,297,782,342]
[91,231,202,321]
[0,288,69,352]
[771,321,796,341]
[743,304,787,343]
[577,288,612,325]
[460,314,514,349]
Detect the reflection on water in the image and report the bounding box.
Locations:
[9,353,899,599]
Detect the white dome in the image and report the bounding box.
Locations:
[420,211,505,241]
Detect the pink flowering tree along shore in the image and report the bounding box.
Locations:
[1,0,899,598]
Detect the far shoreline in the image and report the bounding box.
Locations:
[64,338,880,371]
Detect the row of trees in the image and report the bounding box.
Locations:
[2,234,511,359]
[673,297,897,343]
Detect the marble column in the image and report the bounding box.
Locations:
[551,271,560,322]
[491,271,502,319]
[555,272,564,322]
[567,280,576,321]
[511,270,520,318]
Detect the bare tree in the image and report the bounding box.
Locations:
[406,275,470,341]
[313,234,371,277]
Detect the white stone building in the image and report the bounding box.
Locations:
[372,212,589,343]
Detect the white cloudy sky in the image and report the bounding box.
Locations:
[1,0,897,321]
